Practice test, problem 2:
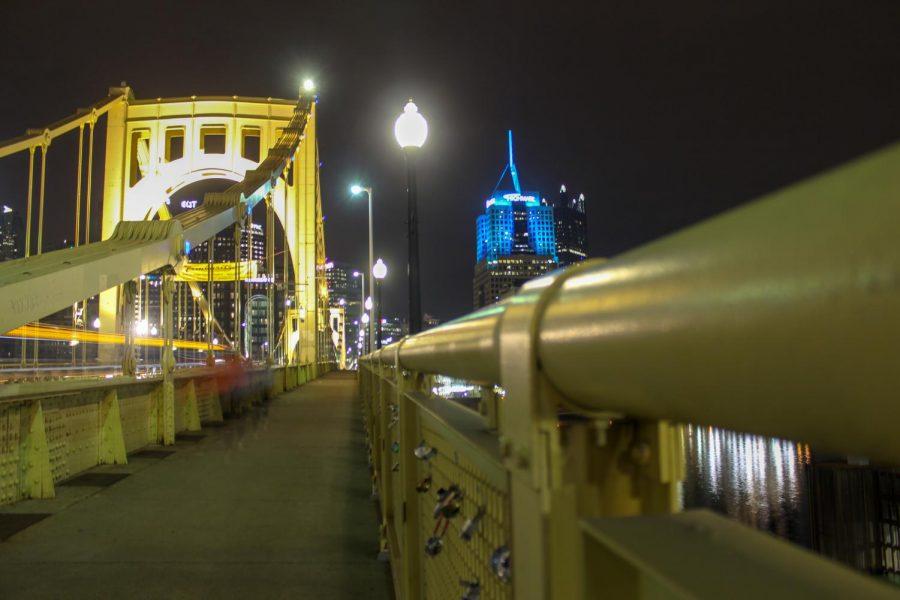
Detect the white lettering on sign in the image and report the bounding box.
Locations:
[181,200,198,209]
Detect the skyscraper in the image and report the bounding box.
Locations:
[473,132,558,308]
[0,205,23,262]
[325,261,364,363]
[324,261,361,309]
[186,222,267,346]
[552,184,588,267]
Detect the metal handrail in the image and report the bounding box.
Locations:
[0,92,124,159]
[366,140,900,465]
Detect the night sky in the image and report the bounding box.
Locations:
[1,1,898,321]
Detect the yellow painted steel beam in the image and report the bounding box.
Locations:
[0,95,314,335]
[2,322,226,351]
[0,92,123,159]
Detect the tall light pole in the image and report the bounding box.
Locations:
[364,295,373,354]
[394,100,428,335]
[353,270,368,354]
[350,184,375,352]
[372,258,387,349]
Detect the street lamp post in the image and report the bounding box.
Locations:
[350,184,376,353]
[372,258,387,349]
[394,100,428,335]
[353,270,368,354]
[364,295,373,354]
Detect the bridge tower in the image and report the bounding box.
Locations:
[96,87,328,371]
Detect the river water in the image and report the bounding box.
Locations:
[435,380,896,580]
[681,425,812,548]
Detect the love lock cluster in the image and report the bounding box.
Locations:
[459,505,485,541]
[413,444,510,586]
[434,485,463,519]
[459,578,480,600]
[414,440,437,461]
[491,545,512,583]
[424,485,464,557]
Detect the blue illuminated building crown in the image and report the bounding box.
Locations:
[476,131,557,263]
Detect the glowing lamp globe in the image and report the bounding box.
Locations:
[373,258,387,280]
[350,184,364,195]
[394,101,428,148]
[365,296,373,311]
[302,79,315,93]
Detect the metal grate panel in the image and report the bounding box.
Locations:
[195,378,219,422]
[119,390,154,452]
[419,423,511,600]
[0,404,21,505]
[45,396,100,483]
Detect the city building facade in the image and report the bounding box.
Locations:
[473,131,558,308]
[183,222,269,354]
[423,313,441,330]
[0,206,23,262]
[552,184,588,267]
[380,316,408,346]
[324,261,361,308]
[325,261,364,364]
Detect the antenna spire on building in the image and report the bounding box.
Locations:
[508,130,521,194]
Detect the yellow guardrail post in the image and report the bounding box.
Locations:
[493,258,688,598]
[480,384,499,430]
[18,401,54,499]
[120,280,137,377]
[397,367,423,599]
[181,379,202,432]
[498,287,560,598]
[368,366,381,504]
[376,361,394,558]
[359,369,369,482]
[98,389,127,465]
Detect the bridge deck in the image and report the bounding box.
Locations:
[0,372,392,599]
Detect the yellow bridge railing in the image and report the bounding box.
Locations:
[0,361,328,507]
[359,141,900,598]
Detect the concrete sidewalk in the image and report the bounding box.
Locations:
[0,371,392,599]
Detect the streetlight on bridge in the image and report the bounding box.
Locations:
[350,184,375,354]
[394,100,427,335]
[372,258,387,349]
[352,270,368,355]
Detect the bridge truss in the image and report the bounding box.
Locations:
[0,85,333,371]
[0,86,335,461]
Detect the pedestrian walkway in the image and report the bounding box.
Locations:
[0,371,392,599]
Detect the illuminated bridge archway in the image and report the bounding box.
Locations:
[97,88,328,367]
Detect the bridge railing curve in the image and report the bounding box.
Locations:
[359,141,900,599]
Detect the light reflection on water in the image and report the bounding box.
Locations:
[682,425,812,548]
[430,382,819,550]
